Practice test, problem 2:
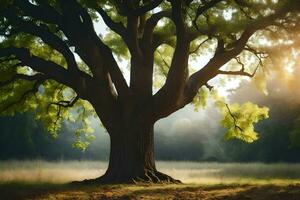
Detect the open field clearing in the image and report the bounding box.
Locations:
[1,161,300,184]
[1,161,300,199]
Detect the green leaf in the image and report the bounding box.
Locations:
[220,102,269,143]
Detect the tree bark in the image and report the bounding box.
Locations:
[78,107,180,184]
[104,121,180,183]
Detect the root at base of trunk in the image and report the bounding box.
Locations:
[72,170,181,185]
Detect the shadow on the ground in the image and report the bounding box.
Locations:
[130,184,300,200]
[1,182,300,200]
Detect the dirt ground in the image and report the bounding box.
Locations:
[1,183,300,200]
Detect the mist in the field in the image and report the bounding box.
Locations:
[1,161,300,184]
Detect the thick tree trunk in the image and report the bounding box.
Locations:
[99,120,180,184]
[78,112,180,184]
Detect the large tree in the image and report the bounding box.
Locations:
[0,0,299,183]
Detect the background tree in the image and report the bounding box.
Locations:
[0,0,299,183]
[0,113,110,160]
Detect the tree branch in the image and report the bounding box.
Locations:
[225,103,243,132]
[116,0,163,17]
[58,0,130,100]
[170,0,185,35]
[152,1,190,120]
[0,47,72,87]
[217,56,260,77]
[51,95,79,108]
[153,1,299,120]
[0,79,44,114]
[14,0,62,25]
[193,0,224,30]
[0,73,46,88]
[131,0,163,16]
[96,7,126,37]
[185,1,295,99]
[142,10,171,49]
[156,50,169,77]
[218,69,257,77]
[189,37,210,55]
[3,10,79,73]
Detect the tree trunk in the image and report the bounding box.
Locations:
[103,120,181,184]
[78,112,180,184]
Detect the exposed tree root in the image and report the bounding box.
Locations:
[71,170,181,185]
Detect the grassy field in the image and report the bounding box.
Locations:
[1,161,300,199]
[1,182,300,200]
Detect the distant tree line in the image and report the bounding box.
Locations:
[0,114,109,160]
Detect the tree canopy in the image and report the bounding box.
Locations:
[0,0,299,149]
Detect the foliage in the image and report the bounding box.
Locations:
[220,102,269,143]
[192,87,269,143]
[0,0,299,149]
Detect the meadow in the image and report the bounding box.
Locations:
[1,161,300,199]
